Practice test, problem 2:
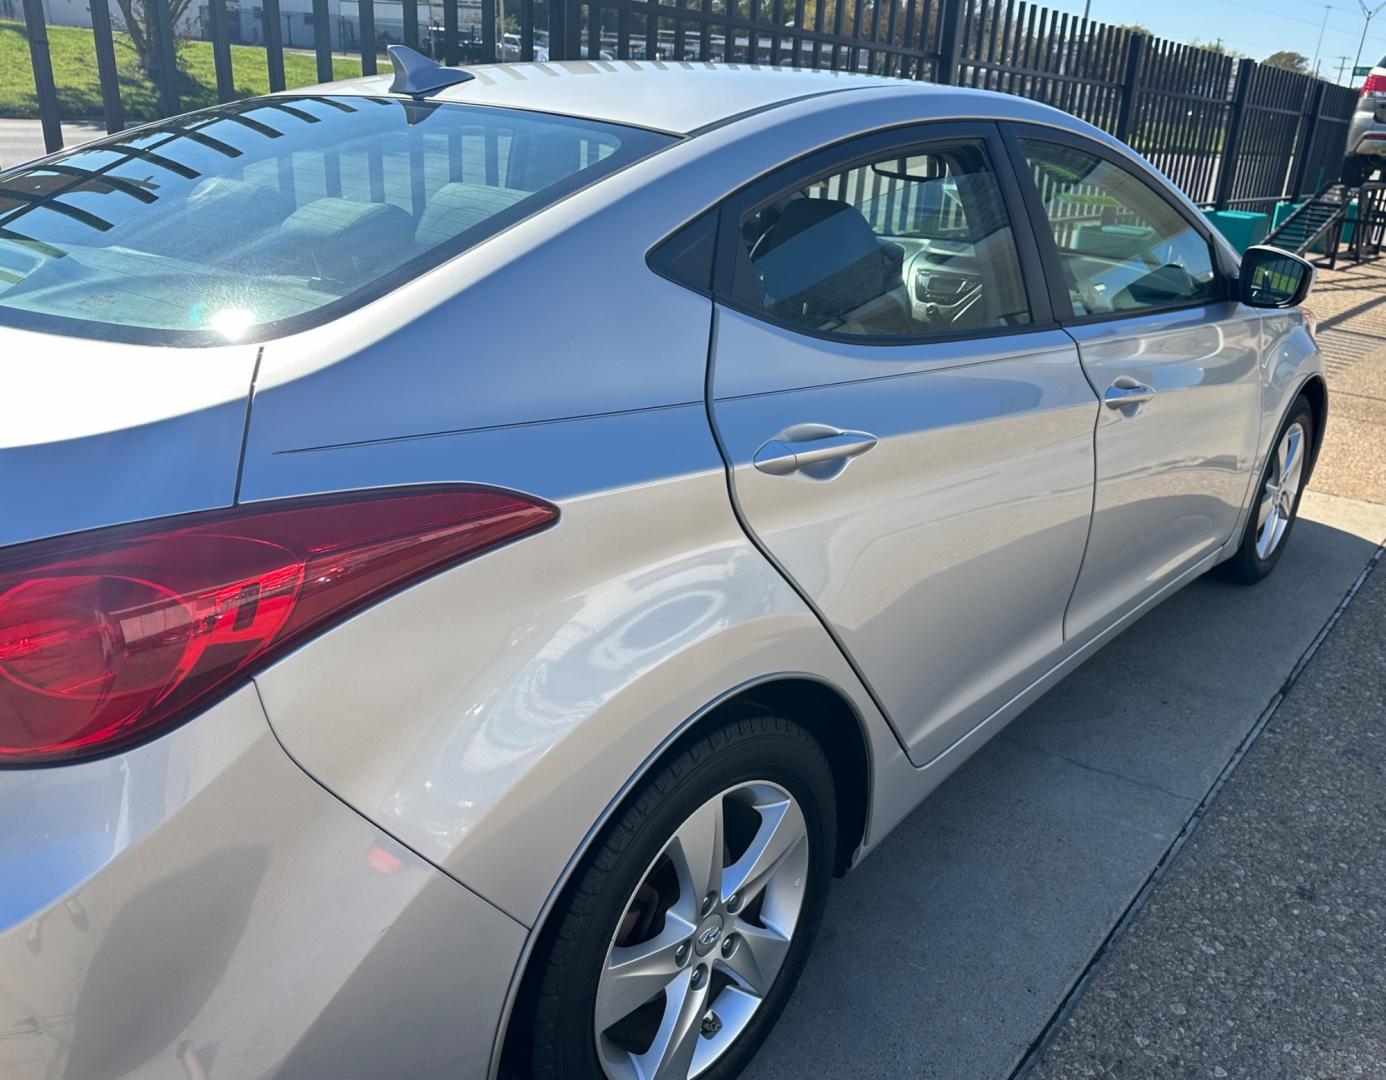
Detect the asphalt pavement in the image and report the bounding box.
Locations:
[746,260,1386,1080]
[1028,533,1385,1079]
[0,119,102,171]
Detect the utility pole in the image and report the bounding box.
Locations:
[1353,0,1386,86]
[1312,2,1330,76]
[1336,54,1352,83]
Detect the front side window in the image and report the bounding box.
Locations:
[737,141,1031,339]
[0,97,671,343]
[1020,138,1220,318]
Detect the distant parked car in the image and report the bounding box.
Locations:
[0,53,1324,1080]
[501,30,550,61]
[1344,56,1386,184]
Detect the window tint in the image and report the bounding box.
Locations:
[1020,138,1220,317]
[737,141,1031,339]
[0,97,670,343]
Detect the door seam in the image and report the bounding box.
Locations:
[1059,326,1102,642]
[700,303,914,756]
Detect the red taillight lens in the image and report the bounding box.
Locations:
[0,486,556,766]
[1361,73,1386,96]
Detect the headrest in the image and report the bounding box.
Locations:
[281,198,413,244]
[416,182,528,248]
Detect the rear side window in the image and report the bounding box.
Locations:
[735,140,1031,340]
[0,97,671,343]
[1019,138,1219,318]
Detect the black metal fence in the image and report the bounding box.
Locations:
[7,0,1360,212]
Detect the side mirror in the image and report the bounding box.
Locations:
[1238,245,1315,308]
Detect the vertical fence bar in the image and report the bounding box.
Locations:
[208,0,236,101]
[262,0,287,92]
[19,0,61,153]
[313,0,333,82]
[149,0,181,117]
[1214,57,1257,210]
[520,0,533,58]
[591,0,605,61]
[359,0,378,74]
[673,0,689,61]
[88,0,125,134]
[899,0,917,79]
[1114,32,1145,144]
[403,0,419,49]
[1291,80,1327,198]
[936,0,964,84]
[445,0,460,63]
[480,0,496,62]
[848,0,866,74]
[549,0,577,58]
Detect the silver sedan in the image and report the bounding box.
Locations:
[0,52,1323,1080]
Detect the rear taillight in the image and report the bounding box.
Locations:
[0,486,556,766]
[1361,73,1386,96]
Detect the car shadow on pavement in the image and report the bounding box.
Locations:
[743,512,1385,1080]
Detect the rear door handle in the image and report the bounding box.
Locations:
[753,428,878,477]
[1104,377,1156,410]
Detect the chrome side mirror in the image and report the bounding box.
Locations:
[1238,245,1315,308]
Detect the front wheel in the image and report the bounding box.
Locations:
[515,714,837,1080]
[1219,396,1313,584]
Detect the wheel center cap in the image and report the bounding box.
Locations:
[694,914,724,956]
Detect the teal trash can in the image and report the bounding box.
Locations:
[1203,209,1269,254]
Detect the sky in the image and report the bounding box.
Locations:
[1050,0,1386,84]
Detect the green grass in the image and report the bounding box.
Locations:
[0,20,368,121]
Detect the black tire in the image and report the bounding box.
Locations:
[513,714,837,1080]
[1219,395,1314,585]
[1342,154,1374,187]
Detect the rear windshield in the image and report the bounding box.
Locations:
[0,97,672,344]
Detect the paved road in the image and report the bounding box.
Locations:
[0,119,103,171]
[746,261,1386,1080]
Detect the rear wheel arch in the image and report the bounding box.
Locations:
[495,674,873,1076]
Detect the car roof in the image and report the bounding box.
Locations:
[298,61,912,135]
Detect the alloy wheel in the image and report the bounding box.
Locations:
[594,780,811,1080]
[1255,420,1306,560]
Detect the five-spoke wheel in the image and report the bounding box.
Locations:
[1254,419,1306,561]
[512,715,835,1080]
[595,781,809,1080]
[1221,395,1315,585]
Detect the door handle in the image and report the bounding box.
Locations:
[1104,377,1156,410]
[753,428,878,477]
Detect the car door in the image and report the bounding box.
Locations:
[702,122,1099,766]
[1003,126,1263,641]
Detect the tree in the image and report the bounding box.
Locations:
[111,0,195,81]
[1264,49,1309,72]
